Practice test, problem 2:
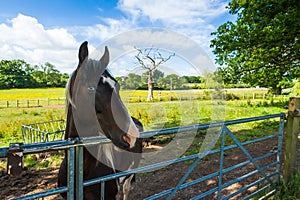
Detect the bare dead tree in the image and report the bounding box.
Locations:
[135,47,175,101]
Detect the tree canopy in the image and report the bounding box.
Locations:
[210,0,300,94]
[116,70,200,90]
[0,60,69,89]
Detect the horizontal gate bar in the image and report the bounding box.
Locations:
[192,171,277,200]
[244,185,275,200]
[11,187,68,200]
[145,151,278,199]
[222,162,278,193]
[223,172,278,200]
[140,113,285,138]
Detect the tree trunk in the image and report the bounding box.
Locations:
[147,71,154,101]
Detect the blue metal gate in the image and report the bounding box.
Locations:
[0,113,285,199]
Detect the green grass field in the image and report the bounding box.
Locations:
[0,88,286,146]
[0,88,65,100]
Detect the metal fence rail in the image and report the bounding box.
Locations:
[0,113,285,200]
[21,119,66,144]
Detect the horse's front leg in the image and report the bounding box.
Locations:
[121,174,135,200]
[57,155,67,199]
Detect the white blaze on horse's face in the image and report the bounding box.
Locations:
[102,75,140,149]
[98,47,140,149]
[102,76,116,89]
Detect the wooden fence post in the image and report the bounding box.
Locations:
[284,97,300,183]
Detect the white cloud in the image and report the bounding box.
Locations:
[0,14,80,73]
[73,0,229,54]
[69,17,134,44]
[117,0,228,56]
[118,0,227,26]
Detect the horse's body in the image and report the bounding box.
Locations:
[58,42,143,200]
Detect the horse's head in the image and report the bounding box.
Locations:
[67,41,139,150]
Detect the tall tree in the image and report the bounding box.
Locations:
[125,73,142,89]
[135,47,175,101]
[0,60,35,88]
[211,0,300,94]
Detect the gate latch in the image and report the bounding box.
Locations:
[7,143,24,176]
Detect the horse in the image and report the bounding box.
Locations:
[58,41,143,200]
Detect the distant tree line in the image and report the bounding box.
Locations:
[0,60,69,89]
[115,70,204,90]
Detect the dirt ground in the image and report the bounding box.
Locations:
[0,136,299,200]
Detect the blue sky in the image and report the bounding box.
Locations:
[0,0,234,76]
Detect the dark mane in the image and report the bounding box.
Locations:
[103,69,117,82]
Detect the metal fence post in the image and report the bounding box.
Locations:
[68,147,75,200]
[76,146,84,200]
[284,97,300,183]
[276,114,285,184]
[100,182,105,200]
[217,127,226,200]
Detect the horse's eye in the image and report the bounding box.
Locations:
[88,86,95,92]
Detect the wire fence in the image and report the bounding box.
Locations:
[0,98,66,108]
[0,93,289,108]
[22,120,66,144]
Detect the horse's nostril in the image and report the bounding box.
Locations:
[123,134,136,149]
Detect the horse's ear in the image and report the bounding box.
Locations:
[100,46,109,68]
[78,41,88,65]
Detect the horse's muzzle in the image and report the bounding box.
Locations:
[123,121,140,149]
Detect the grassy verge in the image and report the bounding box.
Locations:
[0,107,65,146]
[251,171,300,200]
[273,171,300,200]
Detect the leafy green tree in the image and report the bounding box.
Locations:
[291,79,300,96]
[31,62,68,87]
[211,0,300,94]
[0,59,68,89]
[124,73,142,89]
[158,74,186,90]
[141,70,164,85]
[183,76,203,83]
[0,60,36,88]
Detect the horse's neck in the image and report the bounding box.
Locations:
[65,105,79,139]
